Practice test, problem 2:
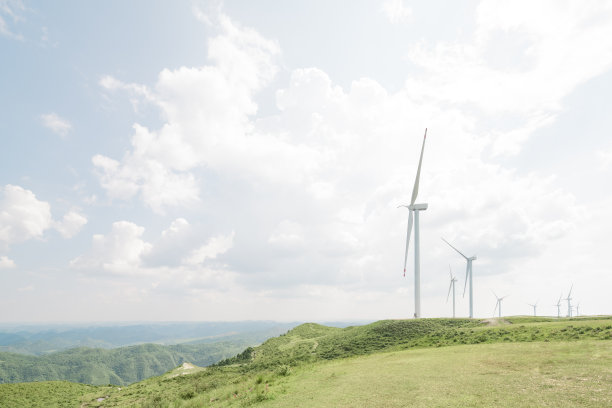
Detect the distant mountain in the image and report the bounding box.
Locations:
[0,339,262,386]
[0,321,300,355]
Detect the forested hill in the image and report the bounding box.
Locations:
[0,340,251,386]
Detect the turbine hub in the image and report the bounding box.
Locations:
[409,203,428,211]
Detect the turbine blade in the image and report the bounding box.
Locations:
[402,210,414,276]
[446,281,452,302]
[441,237,469,260]
[568,284,573,298]
[493,301,498,316]
[410,128,427,206]
[463,262,469,297]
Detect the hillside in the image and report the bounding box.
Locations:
[0,340,256,386]
[1,316,611,407]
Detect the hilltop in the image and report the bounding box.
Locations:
[1,316,610,407]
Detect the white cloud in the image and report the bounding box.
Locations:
[183,231,235,265]
[381,0,412,24]
[72,218,235,282]
[0,184,52,248]
[71,221,152,274]
[404,0,612,156]
[40,113,72,138]
[0,185,88,251]
[93,13,281,213]
[598,145,612,170]
[0,0,24,40]
[0,255,16,269]
[54,210,88,238]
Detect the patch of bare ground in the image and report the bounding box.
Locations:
[481,318,511,326]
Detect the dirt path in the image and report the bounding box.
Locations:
[481,318,510,326]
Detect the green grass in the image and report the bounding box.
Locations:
[259,340,612,407]
[2,316,611,407]
[0,381,113,407]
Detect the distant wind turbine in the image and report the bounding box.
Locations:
[576,302,580,317]
[399,128,428,318]
[442,238,477,318]
[493,292,507,318]
[554,295,562,318]
[447,265,458,318]
[528,301,538,317]
[566,285,573,317]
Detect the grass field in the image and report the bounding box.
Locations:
[1,316,611,407]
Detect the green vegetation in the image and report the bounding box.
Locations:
[0,381,113,408]
[1,316,611,407]
[0,341,257,385]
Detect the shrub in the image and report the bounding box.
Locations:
[276,365,291,376]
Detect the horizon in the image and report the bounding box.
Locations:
[2,1,612,322]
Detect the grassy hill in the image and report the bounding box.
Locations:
[1,316,611,407]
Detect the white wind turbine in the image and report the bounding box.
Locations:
[576,302,580,317]
[442,238,477,318]
[528,301,538,317]
[566,284,573,317]
[399,129,428,318]
[554,295,562,318]
[447,265,458,318]
[493,292,507,318]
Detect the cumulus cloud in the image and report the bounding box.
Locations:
[0,184,52,247]
[94,13,280,213]
[404,0,612,156]
[183,231,235,265]
[70,221,152,274]
[381,0,412,24]
[40,113,72,138]
[54,210,88,238]
[0,185,87,251]
[0,255,16,269]
[72,218,235,281]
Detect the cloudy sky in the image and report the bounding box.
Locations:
[1,0,612,322]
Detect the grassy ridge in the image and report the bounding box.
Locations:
[2,316,611,407]
[217,317,612,369]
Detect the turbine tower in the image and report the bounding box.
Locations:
[442,238,477,318]
[576,302,580,317]
[493,292,507,318]
[447,265,457,318]
[399,129,428,318]
[554,295,562,318]
[528,301,538,317]
[566,285,573,317]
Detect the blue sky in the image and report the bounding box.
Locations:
[1,0,612,322]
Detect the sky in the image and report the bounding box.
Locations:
[1,0,612,322]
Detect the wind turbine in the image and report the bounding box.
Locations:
[447,265,458,318]
[554,295,562,318]
[399,128,428,318]
[442,238,477,318]
[576,302,580,317]
[492,292,507,318]
[566,285,573,317]
[528,301,538,317]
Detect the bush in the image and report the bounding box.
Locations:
[276,365,291,376]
